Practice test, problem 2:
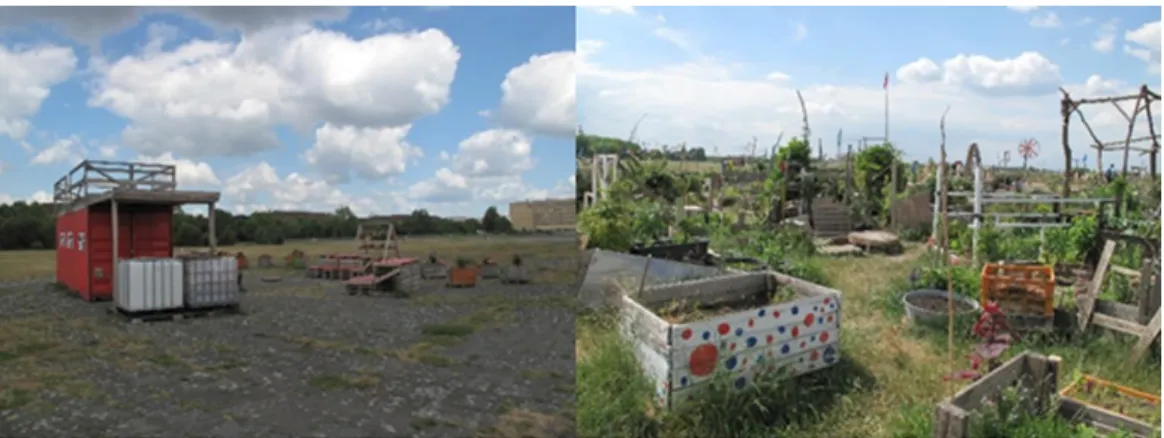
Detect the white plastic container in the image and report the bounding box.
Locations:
[116,258,185,312]
[181,256,239,308]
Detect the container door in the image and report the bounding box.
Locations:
[131,206,171,258]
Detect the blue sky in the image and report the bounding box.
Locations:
[577,6,1161,170]
[0,6,575,217]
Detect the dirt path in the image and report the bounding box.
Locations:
[794,249,955,437]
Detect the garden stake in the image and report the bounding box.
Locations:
[939,105,955,398]
[638,254,653,297]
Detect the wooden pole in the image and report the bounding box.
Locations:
[111,199,119,303]
[939,106,954,398]
[208,202,217,254]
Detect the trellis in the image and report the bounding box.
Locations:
[1058,85,1160,216]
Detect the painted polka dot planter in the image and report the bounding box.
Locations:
[618,270,843,410]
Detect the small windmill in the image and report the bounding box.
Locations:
[1018,138,1039,169]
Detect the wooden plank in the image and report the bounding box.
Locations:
[1079,240,1116,331]
[1111,265,1142,278]
[1092,313,1147,335]
[638,273,766,306]
[1130,308,1162,362]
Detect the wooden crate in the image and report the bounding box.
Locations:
[933,351,1161,438]
[980,263,1055,317]
[618,270,843,409]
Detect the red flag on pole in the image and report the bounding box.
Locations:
[883,72,889,90]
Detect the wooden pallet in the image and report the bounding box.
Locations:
[109,304,242,323]
[1078,240,1162,363]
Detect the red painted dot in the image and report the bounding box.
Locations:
[823,298,830,305]
[681,328,693,340]
[741,358,748,366]
[747,318,754,328]
[810,350,820,361]
[819,332,830,343]
[717,323,731,335]
[791,326,800,337]
[827,315,834,323]
[766,334,774,344]
[800,341,807,348]
[689,344,719,376]
[773,310,781,318]
[803,314,815,327]
[729,342,736,351]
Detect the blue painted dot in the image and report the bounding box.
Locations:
[756,354,765,363]
[702,331,711,340]
[735,328,743,337]
[758,309,766,317]
[781,344,790,354]
[680,377,688,386]
[811,335,816,341]
[734,376,747,389]
[746,337,758,348]
[725,356,738,370]
[791,306,799,315]
[799,357,805,363]
[818,317,824,324]
[777,326,786,334]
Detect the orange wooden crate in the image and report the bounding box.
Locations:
[980,263,1055,317]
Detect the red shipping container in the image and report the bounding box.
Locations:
[57,204,175,301]
[53,161,221,302]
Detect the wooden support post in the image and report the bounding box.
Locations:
[1079,240,1116,331]
[1137,257,1158,324]
[111,199,119,301]
[208,202,217,254]
[1130,309,1161,363]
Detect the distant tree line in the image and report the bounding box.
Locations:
[0,202,515,250]
[576,133,708,161]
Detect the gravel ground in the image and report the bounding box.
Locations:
[0,260,577,438]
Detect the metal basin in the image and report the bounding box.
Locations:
[902,288,981,327]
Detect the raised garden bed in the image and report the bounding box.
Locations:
[933,351,1161,438]
[618,270,842,409]
[1060,375,1161,435]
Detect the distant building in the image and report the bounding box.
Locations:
[508,198,575,232]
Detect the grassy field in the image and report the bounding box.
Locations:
[576,248,1161,438]
[0,234,577,284]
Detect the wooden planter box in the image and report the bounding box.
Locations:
[480,264,501,280]
[448,267,479,287]
[1059,375,1160,437]
[618,270,843,410]
[933,351,1160,438]
[501,265,529,284]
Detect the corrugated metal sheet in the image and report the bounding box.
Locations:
[578,250,727,309]
[116,258,184,312]
[87,204,176,300]
[56,208,90,296]
[181,256,239,308]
